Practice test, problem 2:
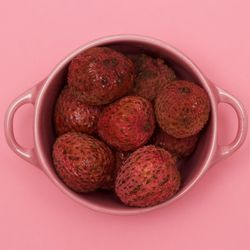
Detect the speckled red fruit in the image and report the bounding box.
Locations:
[155,80,210,138]
[115,145,181,207]
[128,54,176,101]
[54,87,101,136]
[153,128,199,158]
[52,132,114,193]
[97,96,155,151]
[68,47,135,105]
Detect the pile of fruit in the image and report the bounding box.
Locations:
[52,47,210,207]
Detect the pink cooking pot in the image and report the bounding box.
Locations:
[4,35,248,215]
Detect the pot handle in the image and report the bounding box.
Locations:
[4,82,43,168]
[213,87,248,164]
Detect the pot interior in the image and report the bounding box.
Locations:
[37,39,215,212]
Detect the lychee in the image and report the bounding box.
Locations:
[155,80,210,138]
[97,96,155,151]
[129,54,176,101]
[115,145,181,207]
[54,87,101,136]
[52,132,114,193]
[153,128,199,158]
[68,47,135,105]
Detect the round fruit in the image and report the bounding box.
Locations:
[54,87,101,136]
[153,128,199,158]
[155,80,210,138]
[115,145,180,207]
[129,54,176,101]
[68,47,135,105]
[52,132,114,193]
[97,96,155,151]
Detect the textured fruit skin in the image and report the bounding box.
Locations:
[115,145,180,207]
[129,54,176,101]
[54,87,101,136]
[97,96,155,151]
[101,151,131,190]
[68,47,135,105]
[155,80,210,138]
[52,132,114,193]
[153,128,199,158]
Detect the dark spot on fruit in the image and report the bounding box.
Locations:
[103,58,118,67]
[179,116,192,127]
[179,87,191,93]
[101,77,108,86]
[159,175,169,186]
[69,156,80,161]
[102,47,110,54]
[139,70,156,79]
[143,122,151,132]
[129,184,141,194]
[117,73,124,85]
[111,58,118,66]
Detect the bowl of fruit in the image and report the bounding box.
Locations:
[5,35,248,215]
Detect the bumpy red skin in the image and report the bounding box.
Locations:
[128,54,176,101]
[155,80,210,138]
[101,151,131,190]
[97,96,155,151]
[52,132,114,193]
[153,128,199,158]
[68,47,135,105]
[54,87,101,136]
[115,145,181,207]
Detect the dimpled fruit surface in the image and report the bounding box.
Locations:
[54,87,101,136]
[115,145,181,207]
[52,132,114,193]
[129,54,176,101]
[97,96,155,151]
[68,47,135,105]
[155,80,210,138]
[153,128,199,158]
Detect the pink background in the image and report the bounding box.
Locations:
[1,0,250,249]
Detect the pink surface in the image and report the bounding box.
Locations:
[0,0,249,249]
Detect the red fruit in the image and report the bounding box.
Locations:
[129,54,176,101]
[155,80,210,138]
[153,128,199,158]
[52,132,114,193]
[68,47,135,105]
[97,96,155,151]
[54,87,101,136]
[115,145,180,207]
